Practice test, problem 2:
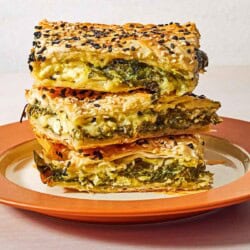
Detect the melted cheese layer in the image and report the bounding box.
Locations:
[32,59,198,96]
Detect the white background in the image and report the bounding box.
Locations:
[0,0,250,73]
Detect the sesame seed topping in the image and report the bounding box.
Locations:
[34,31,41,39]
[29,20,201,71]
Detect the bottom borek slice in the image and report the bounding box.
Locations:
[34,135,212,193]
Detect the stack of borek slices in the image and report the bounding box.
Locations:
[25,20,221,193]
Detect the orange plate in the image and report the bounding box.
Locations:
[0,117,249,224]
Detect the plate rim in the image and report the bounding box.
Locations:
[0,117,249,221]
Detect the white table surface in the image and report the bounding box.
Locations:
[0,66,249,249]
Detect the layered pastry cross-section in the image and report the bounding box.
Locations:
[26,87,221,150]
[28,20,208,96]
[34,135,212,192]
[26,20,221,193]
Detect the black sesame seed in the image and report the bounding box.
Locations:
[28,65,33,71]
[66,161,71,168]
[34,26,42,30]
[34,31,41,38]
[108,45,112,52]
[187,49,191,54]
[137,111,143,116]
[142,32,150,37]
[170,43,175,49]
[189,93,197,97]
[187,143,194,149]
[199,95,206,99]
[158,39,165,44]
[56,151,63,158]
[43,34,50,38]
[91,117,96,123]
[65,44,72,48]
[160,34,165,38]
[123,48,129,51]
[28,52,35,63]
[37,55,46,62]
[94,103,101,107]
[60,88,67,97]
[179,37,185,40]
[131,46,136,51]
[37,47,46,54]
[185,41,191,46]
[111,37,116,42]
[42,94,46,99]
[172,35,178,40]
[52,40,61,45]
[92,43,101,49]
[93,150,103,160]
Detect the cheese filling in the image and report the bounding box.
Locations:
[33,59,197,95]
[34,151,212,192]
[27,102,220,146]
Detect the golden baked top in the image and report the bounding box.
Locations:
[28,20,208,95]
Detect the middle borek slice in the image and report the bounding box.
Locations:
[26,87,221,150]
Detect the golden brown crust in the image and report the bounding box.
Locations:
[26,87,221,118]
[36,133,204,162]
[28,20,204,76]
[35,135,211,193]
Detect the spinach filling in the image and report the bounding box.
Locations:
[34,152,211,188]
[27,103,55,118]
[89,59,166,89]
[88,59,187,94]
[71,108,220,140]
[44,58,191,95]
[28,102,220,140]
